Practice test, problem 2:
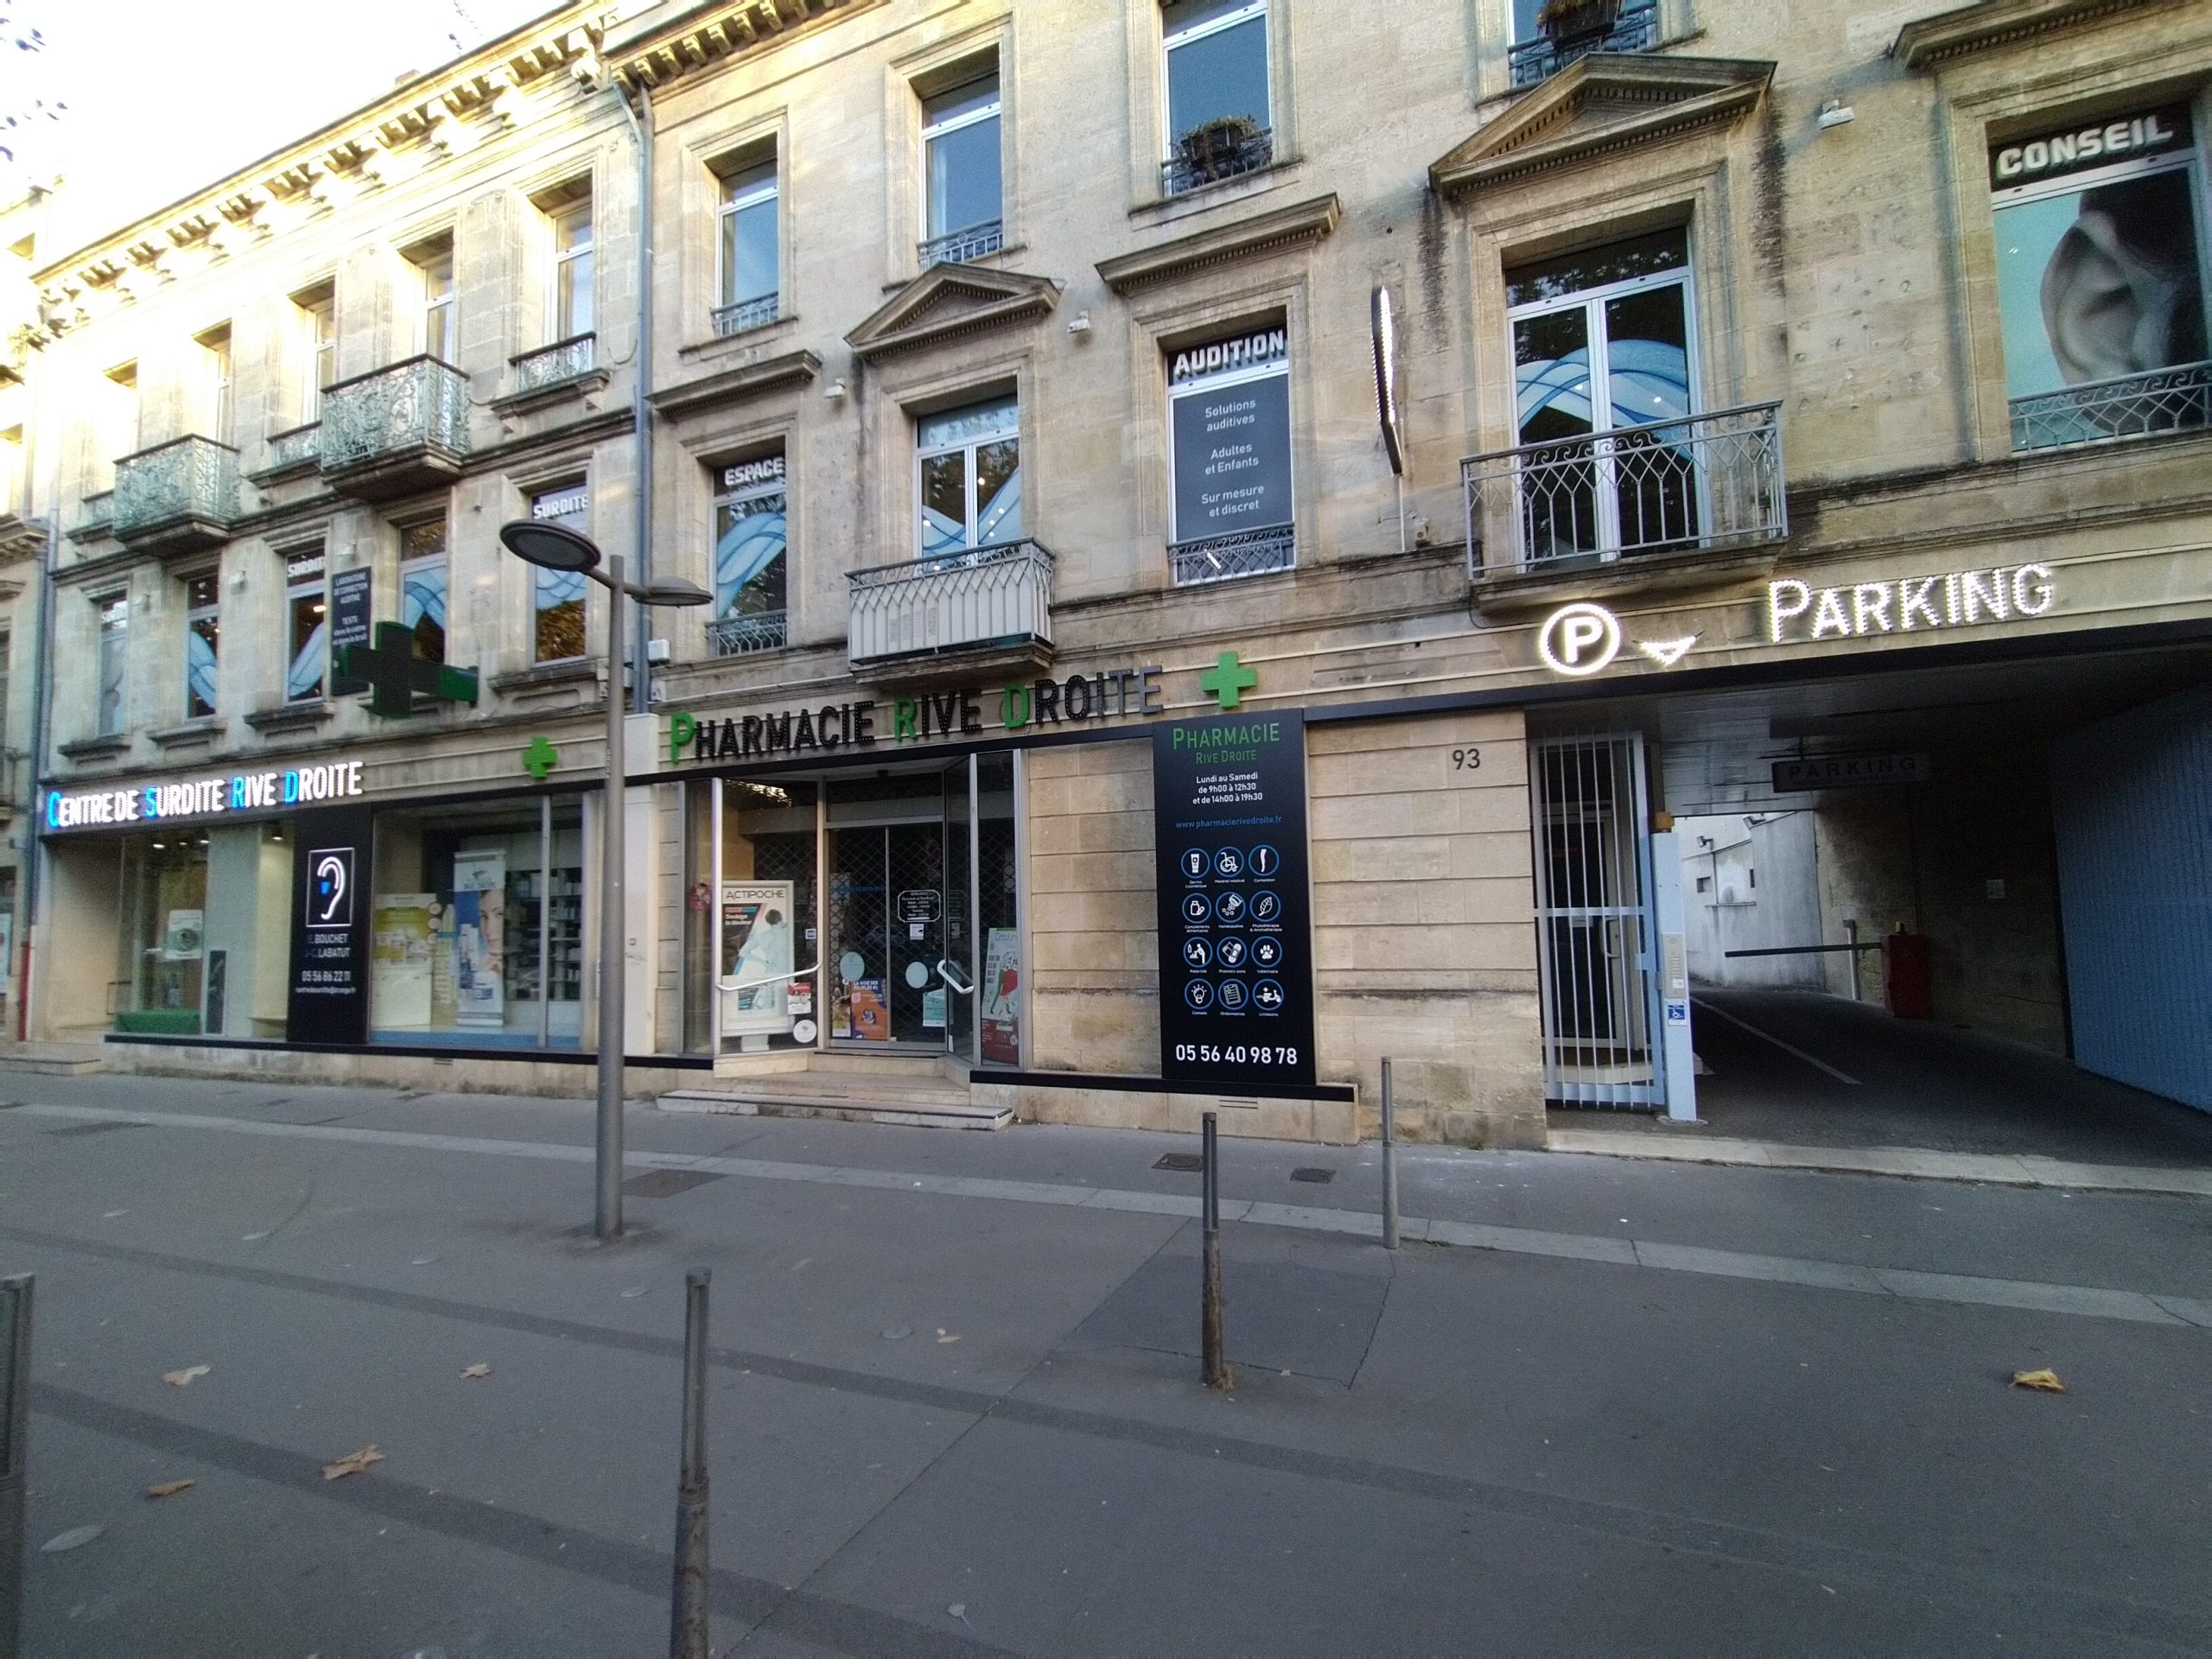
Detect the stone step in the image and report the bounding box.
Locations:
[658,1089,1009,1132]
[0,1043,107,1077]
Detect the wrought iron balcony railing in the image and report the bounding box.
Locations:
[847,539,1053,668]
[918,220,1004,268]
[1169,523,1296,588]
[320,357,468,475]
[111,435,240,553]
[511,334,598,395]
[264,423,321,474]
[713,295,781,338]
[1161,124,1274,198]
[1509,0,1661,86]
[2009,361,2212,453]
[1462,402,1786,577]
[707,610,788,657]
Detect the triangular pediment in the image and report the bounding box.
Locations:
[1430,54,1775,199]
[845,264,1060,363]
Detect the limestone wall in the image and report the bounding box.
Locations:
[1025,739,1158,1077]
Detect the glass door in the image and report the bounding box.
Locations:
[942,760,976,1062]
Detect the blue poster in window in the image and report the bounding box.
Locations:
[1171,369,1292,544]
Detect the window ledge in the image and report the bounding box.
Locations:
[245,701,334,734]
[1471,542,1783,617]
[58,733,130,761]
[1130,156,1305,230]
[1099,193,1341,296]
[652,348,820,421]
[491,368,613,419]
[680,313,802,362]
[149,717,223,750]
[885,242,1028,292]
[489,658,601,700]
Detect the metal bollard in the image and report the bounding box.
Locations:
[2,1274,31,1659]
[669,1268,710,1659]
[1381,1060,1401,1251]
[1200,1113,1230,1390]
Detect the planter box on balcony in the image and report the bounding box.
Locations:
[112,435,240,559]
[847,539,1055,681]
[320,357,469,501]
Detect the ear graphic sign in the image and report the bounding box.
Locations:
[315,852,349,925]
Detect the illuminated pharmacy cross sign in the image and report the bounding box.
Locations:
[340,623,481,719]
[1200,651,1258,711]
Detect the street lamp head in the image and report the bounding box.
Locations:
[499,519,602,573]
[639,579,713,608]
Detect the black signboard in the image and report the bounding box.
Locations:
[286,804,374,1044]
[329,568,372,696]
[1154,712,1315,1088]
[1170,369,1293,545]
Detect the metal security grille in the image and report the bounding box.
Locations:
[1531,734,1664,1109]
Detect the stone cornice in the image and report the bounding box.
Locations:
[1429,54,1775,200]
[32,6,615,337]
[1892,0,2176,68]
[1096,194,1342,295]
[846,265,1060,364]
[607,0,858,93]
[650,348,820,418]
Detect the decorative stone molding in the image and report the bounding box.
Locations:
[1428,53,1774,199]
[1096,194,1341,295]
[651,348,820,420]
[244,701,334,734]
[608,0,855,94]
[1892,0,2176,67]
[845,265,1059,364]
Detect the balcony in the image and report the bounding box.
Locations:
[847,539,1054,676]
[707,610,788,657]
[512,333,599,396]
[257,422,321,480]
[919,220,1004,269]
[2010,362,2212,453]
[111,435,239,558]
[1162,122,1274,199]
[320,356,468,501]
[1509,0,1660,86]
[1463,402,1786,580]
[713,295,781,338]
[1170,524,1297,587]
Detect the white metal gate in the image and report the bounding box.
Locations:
[1531,734,1665,1109]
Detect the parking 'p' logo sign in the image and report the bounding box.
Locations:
[310,849,354,928]
[1537,602,1624,677]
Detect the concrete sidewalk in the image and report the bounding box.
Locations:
[3,1074,2208,1655]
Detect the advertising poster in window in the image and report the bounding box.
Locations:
[451,850,507,1028]
[372,893,435,1029]
[287,804,374,1044]
[1171,330,1293,544]
[848,979,889,1041]
[1990,106,2203,425]
[981,926,1021,1065]
[719,880,794,1040]
[329,568,372,696]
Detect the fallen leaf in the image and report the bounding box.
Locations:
[461,1363,492,1380]
[936,1331,961,1345]
[162,1365,211,1389]
[321,1445,385,1481]
[2011,1369,2068,1393]
[40,1525,103,1553]
[145,1480,197,1499]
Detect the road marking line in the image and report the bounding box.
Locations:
[1691,996,1861,1085]
[10,1102,2196,1328]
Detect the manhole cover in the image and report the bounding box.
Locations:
[621,1169,726,1199]
[1153,1153,1205,1173]
[1290,1167,1335,1184]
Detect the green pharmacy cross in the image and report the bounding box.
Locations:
[1199,650,1258,712]
[522,736,561,781]
[339,622,480,719]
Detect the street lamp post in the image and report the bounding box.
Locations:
[499,520,709,1239]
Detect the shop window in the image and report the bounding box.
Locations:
[920,73,1002,265]
[409,236,456,362]
[528,481,589,663]
[283,547,327,702]
[716,158,779,334]
[1161,0,1272,196]
[197,324,232,444]
[184,570,219,719]
[371,796,586,1048]
[1166,324,1294,584]
[398,517,448,665]
[710,453,787,655]
[1993,105,2209,451]
[294,284,334,425]
[917,397,1020,559]
[1505,226,1700,563]
[113,822,295,1039]
[708,780,819,1057]
[94,590,127,736]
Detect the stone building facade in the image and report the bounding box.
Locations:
[19,0,2212,1137]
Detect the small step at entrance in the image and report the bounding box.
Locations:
[0,1042,107,1077]
[658,1076,1008,1132]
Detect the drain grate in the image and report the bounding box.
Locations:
[1290,1166,1335,1184]
[1153,1153,1205,1173]
[621,1168,727,1199]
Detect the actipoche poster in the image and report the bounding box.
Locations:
[719,880,795,1040]
[451,850,507,1029]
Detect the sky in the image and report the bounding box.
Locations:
[2,0,560,263]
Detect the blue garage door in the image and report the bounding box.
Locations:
[2050,684,2212,1111]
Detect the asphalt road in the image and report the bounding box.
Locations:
[3,1074,2207,1656]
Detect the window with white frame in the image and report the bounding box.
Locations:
[1161,0,1271,195]
[198,326,232,444]
[917,397,1020,559]
[716,160,779,334]
[296,288,334,424]
[1166,325,1294,584]
[94,591,127,736]
[410,238,456,362]
[920,73,1002,265]
[547,194,594,341]
[710,453,787,655]
[398,517,448,665]
[529,482,589,663]
[184,570,219,719]
[283,547,327,703]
